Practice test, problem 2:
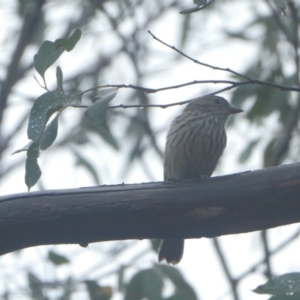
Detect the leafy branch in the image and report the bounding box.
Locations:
[16,26,300,190]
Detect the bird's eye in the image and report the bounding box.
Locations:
[213,98,221,105]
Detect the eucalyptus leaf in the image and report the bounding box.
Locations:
[54,28,81,52]
[156,264,197,300]
[34,41,64,77]
[27,91,64,142]
[180,7,205,14]
[12,141,33,155]
[25,142,42,191]
[48,250,69,266]
[84,280,113,300]
[124,269,163,300]
[180,0,213,14]
[81,118,119,150]
[40,113,60,150]
[62,91,82,106]
[34,29,81,77]
[56,66,64,93]
[271,295,300,299]
[194,0,207,7]
[253,273,300,296]
[27,272,44,299]
[85,89,118,130]
[28,91,82,142]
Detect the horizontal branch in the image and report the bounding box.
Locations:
[72,77,298,111]
[1,163,300,255]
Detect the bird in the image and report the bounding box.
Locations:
[158,94,243,264]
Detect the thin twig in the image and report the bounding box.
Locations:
[148,30,251,81]
[34,75,47,90]
[237,228,300,281]
[261,230,272,279]
[69,30,300,110]
[73,78,300,110]
[81,80,300,97]
[213,238,239,300]
[79,80,239,95]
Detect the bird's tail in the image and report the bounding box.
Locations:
[158,239,184,265]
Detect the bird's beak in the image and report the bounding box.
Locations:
[229,105,243,114]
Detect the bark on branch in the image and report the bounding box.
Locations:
[1,163,300,256]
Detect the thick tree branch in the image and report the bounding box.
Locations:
[0,163,300,256]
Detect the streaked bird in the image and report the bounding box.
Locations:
[159,94,243,264]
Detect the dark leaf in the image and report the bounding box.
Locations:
[194,0,207,7]
[48,250,70,266]
[40,114,59,150]
[178,15,191,48]
[97,127,119,150]
[157,265,197,300]
[56,66,64,93]
[253,273,300,296]
[34,41,64,77]
[125,269,163,300]
[81,118,119,150]
[34,29,81,77]
[179,6,206,14]
[27,272,48,300]
[12,141,33,155]
[85,88,118,130]
[27,91,64,142]
[54,29,82,52]
[268,295,300,300]
[28,91,81,142]
[25,142,42,191]
[62,91,82,106]
[84,280,112,300]
[180,0,213,14]
[150,239,160,252]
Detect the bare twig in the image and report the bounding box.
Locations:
[71,29,300,111]
[73,77,300,110]
[261,230,272,279]
[80,80,242,95]
[34,75,47,90]
[213,238,239,300]
[237,228,300,281]
[147,31,251,81]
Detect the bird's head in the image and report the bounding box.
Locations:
[184,95,243,124]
